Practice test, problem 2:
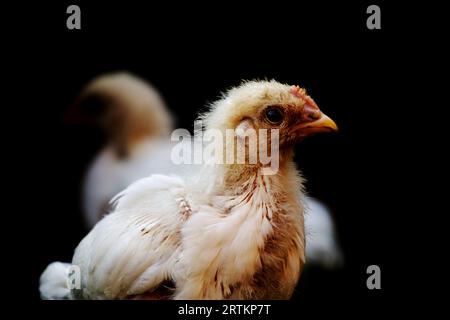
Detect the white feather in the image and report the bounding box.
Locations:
[39,262,71,300]
[74,174,187,299]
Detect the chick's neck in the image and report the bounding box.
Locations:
[219,148,300,197]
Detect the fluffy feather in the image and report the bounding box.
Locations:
[39,262,72,299]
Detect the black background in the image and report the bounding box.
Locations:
[6,0,429,316]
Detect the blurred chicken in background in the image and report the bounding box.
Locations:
[67,72,343,269]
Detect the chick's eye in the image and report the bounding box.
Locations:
[265,107,284,124]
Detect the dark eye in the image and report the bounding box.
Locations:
[265,107,284,124]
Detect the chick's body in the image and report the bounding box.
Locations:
[75,165,303,299]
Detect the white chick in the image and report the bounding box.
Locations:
[40,80,338,299]
[71,73,344,268]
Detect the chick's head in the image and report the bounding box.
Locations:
[205,80,337,149]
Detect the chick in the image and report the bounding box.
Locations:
[40,80,337,300]
[66,72,174,227]
[69,73,343,268]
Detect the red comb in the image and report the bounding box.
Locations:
[289,85,318,109]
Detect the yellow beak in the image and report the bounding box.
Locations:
[294,113,338,136]
[307,113,338,131]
